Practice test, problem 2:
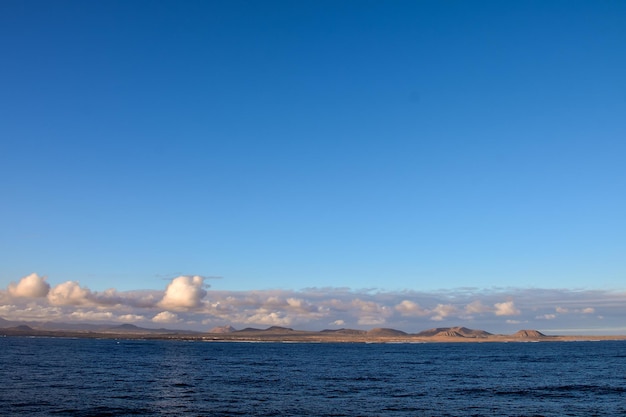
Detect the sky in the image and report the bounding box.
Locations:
[1,1,625,334]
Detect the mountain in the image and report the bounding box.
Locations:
[0,317,14,327]
[235,326,296,333]
[12,325,34,331]
[367,328,408,337]
[39,321,109,331]
[0,317,192,334]
[208,325,237,333]
[106,324,156,334]
[265,326,295,332]
[320,328,367,335]
[512,329,546,338]
[231,326,299,334]
[415,326,492,338]
[235,327,262,332]
[1,317,603,342]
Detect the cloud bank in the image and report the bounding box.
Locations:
[2,273,626,334]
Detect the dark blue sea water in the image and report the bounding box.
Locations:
[1,337,625,416]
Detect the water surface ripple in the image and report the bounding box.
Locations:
[2,338,625,416]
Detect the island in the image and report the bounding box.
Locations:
[2,319,626,343]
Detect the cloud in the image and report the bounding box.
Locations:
[69,310,114,321]
[431,304,458,321]
[395,300,430,317]
[244,310,293,326]
[91,289,160,308]
[48,281,91,306]
[556,306,595,315]
[152,311,181,324]
[159,275,207,310]
[494,301,520,316]
[4,273,626,334]
[7,273,50,298]
[0,303,64,321]
[119,314,146,321]
[199,291,331,327]
[465,300,492,315]
[351,299,392,326]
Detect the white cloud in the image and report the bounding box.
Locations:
[0,304,16,315]
[351,299,392,325]
[159,275,207,310]
[283,297,325,316]
[119,314,145,321]
[357,316,388,326]
[331,320,345,326]
[556,306,595,315]
[494,301,520,316]
[395,300,430,317]
[7,273,50,298]
[69,310,114,321]
[352,299,391,315]
[242,310,292,326]
[465,300,492,314]
[431,304,458,321]
[0,303,64,321]
[48,281,91,306]
[537,314,556,320]
[152,311,181,324]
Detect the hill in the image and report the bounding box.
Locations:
[2,317,622,342]
[320,328,367,335]
[512,329,547,338]
[416,326,492,338]
[367,328,408,337]
[208,325,237,333]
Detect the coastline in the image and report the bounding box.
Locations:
[2,325,626,343]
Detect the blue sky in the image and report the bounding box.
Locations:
[1,1,625,332]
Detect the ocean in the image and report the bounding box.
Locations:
[1,337,625,416]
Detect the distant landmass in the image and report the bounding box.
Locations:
[415,326,492,338]
[1,317,624,342]
[0,317,198,336]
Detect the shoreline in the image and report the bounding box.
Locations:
[3,327,626,343]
